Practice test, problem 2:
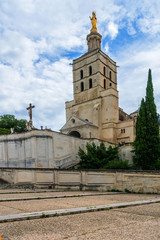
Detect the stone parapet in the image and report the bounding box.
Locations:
[1,168,160,193]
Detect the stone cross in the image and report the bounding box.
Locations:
[26,103,35,130]
[26,103,35,122]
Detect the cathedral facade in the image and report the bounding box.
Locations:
[61,12,137,144]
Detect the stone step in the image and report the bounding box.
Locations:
[0,192,121,202]
[0,198,160,223]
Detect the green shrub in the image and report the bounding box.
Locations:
[103,159,130,169]
[78,142,119,169]
[152,159,160,170]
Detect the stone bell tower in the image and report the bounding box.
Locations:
[61,12,119,143]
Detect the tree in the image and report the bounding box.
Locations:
[0,115,27,134]
[0,128,10,135]
[133,69,160,169]
[133,98,147,168]
[78,142,121,169]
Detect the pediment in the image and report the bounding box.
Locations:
[60,115,97,131]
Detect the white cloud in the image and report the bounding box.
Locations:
[107,22,118,39]
[104,42,109,53]
[115,39,160,114]
[138,18,160,35]
[0,0,160,131]
[127,22,136,35]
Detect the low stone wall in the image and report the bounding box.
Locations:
[0,130,111,169]
[0,168,160,193]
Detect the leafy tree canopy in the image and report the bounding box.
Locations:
[0,115,27,134]
[0,128,10,135]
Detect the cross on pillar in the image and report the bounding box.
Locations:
[26,103,35,125]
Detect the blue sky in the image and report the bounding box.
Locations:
[0,0,160,131]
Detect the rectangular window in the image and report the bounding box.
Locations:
[121,129,125,133]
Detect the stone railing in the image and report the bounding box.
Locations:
[0,168,160,193]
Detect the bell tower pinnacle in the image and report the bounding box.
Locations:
[87,12,102,52]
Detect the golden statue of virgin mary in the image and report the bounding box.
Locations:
[89,11,97,32]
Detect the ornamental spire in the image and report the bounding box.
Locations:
[87,12,102,52]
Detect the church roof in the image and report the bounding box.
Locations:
[60,115,98,131]
[75,116,96,125]
[72,49,116,66]
[130,109,160,126]
[130,109,139,115]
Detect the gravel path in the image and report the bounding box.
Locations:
[0,203,160,240]
[0,196,117,215]
[0,193,159,216]
[0,192,159,215]
[0,191,160,239]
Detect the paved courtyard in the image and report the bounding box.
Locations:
[0,189,160,240]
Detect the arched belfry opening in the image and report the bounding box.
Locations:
[81,82,84,91]
[69,131,81,138]
[80,70,83,79]
[89,66,92,75]
[89,78,92,88]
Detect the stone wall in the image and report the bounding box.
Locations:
[118,144,134,164]
[0,130,111,169]
[0,130,84,168]
[1,168,160,193]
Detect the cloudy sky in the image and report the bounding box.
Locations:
[0,0,160,131]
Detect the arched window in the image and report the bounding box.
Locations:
[121,129,125,134]
[89,66,92,76]
[89,78,92,88]
[80,70,83,79]
[103,67,106,76]
[109,71,112,80]
[81,82,84,91]
[69,131,81,138]
[109,82,112,87]
[104,79,106,89]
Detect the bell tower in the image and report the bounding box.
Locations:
[61,12,119,143]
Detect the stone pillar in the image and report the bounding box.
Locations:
[87,32,102,52]
[54,170,59,189]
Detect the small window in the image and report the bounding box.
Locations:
[109,71,112,80]
[104,79,106,89]
[81,82,84,91]
[72,119,75,123]
[80,70,83,79]
[89,66,92,76]
[89,78,92,88]
[121,129,125,133]
[109,82,112,87]
[103,67,106,76]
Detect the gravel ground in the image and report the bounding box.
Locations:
[0,193,159,216]
[0,196,117,215]
[0,203,160,240]
[0,193,158,215]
